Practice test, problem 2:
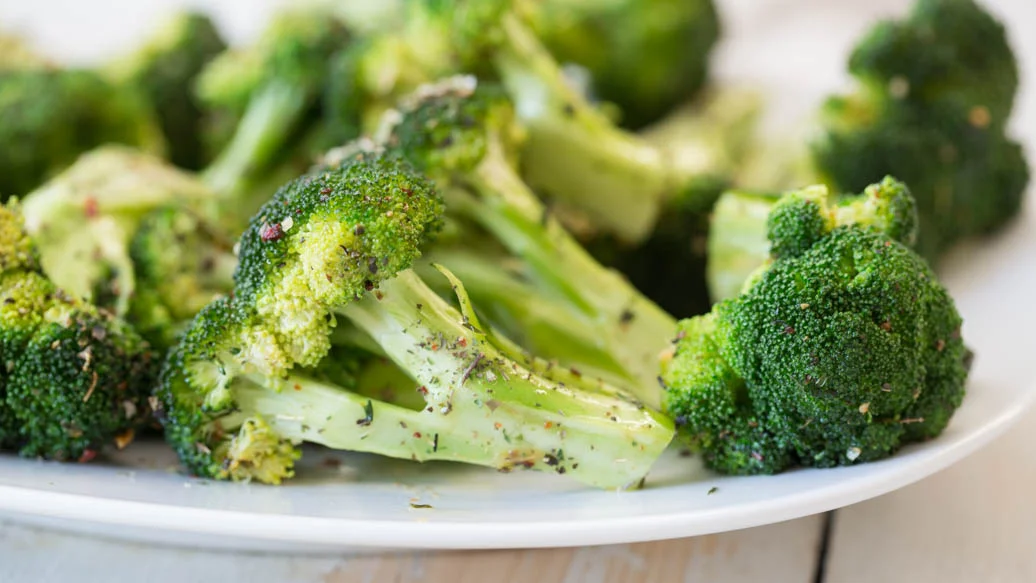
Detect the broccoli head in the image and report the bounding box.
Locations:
[157,145,673,489]
[109,11,227,170]
[530,0,720,128]
[0,203,157,460]
[663,178,969,474]
[813,0,1028,260]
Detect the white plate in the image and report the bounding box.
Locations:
[1,0,1034,553]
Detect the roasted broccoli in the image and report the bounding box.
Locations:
[196,9,352,224]
[381,78,678,406]
[157,147,674,489]
[0,203,157,461]
[529,0,720,129]
[662,177,968,474]
[814,0,1028,260]
[109,11,227,170]
[0,65,164,199]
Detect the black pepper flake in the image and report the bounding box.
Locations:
[707,486,718,495]
[409,502,434,509]
[432,433,439,452]
[619,309,635,324]
[356,400,374,426]
[354,224,366,236]
[562,103,575,117]
[363,280,375,292]
[543,453,559,466]
[368,257,379,274]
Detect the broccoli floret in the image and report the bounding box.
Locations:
[127,206,237,349]
[0,68,164,199]
[529,0,720,129]
[157,147,674,489]
[813,0,1028,260]
[0,203,157,461]
[382,78,678,406]
[663,178,968,474]
[707,177,919,301]
[109,11,227,170]
[20,146,216,316]
[196,9,352,218]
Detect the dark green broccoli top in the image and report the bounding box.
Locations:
[814,0,1028,260]
[663,178,968,474]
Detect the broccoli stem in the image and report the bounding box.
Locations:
[201,81,309,200]
[492,13,670,242]
[321,269,674,489]
[706,190,779,303]
[445,149,676,408]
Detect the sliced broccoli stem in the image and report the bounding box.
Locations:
[417,251,633,385]
[706,190,779,302]
[446,152,676,407]
[201,81,309,199]
[492,13,669,242]
[332,269,673,489]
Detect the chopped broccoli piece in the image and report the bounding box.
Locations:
[0,203,157,460]
[383,78,678,406]
[20,146,215,315]
[109,11,227,170]
[529,0,720,128]
[196,9,352,221]
[157,147,674,489]
[814,0,1029,260]
[663,178,969,474]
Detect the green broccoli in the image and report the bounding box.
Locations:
[0,66,164,199]
[157,147,674,489]
[0,203,158,461]
[20,146,216,317]
[382,78,678,406]
[710,0,1028,301]
[529,0,720,129]
[127,206,237,349]
[108,11,227,170]
[196,9,352,221]
[662,177,968,474]
[814,0,1028,259]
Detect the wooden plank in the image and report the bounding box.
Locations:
[0,515,825,583]
[825,403,1036,583]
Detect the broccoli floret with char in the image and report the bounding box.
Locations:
[383,78,678,406]
[0,67,164,199]
[529,0,720,129]
[157,147,674,489]
[662,178,968,474]
[109,11,227,170]
[0,203,157,460]
[196,9,351,220]
[814,0,1028,260]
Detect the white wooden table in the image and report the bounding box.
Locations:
[2,402,1035,583]
[1,0,1034,580]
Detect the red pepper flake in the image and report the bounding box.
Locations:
[293,384,302,391]
[260,222,284,242]
[457,337,467,348]
[880,321,892,332]
[935,339,946,352]
[543,421,553,429]
[416,386,429,395]
[413,432,422,438]
[78,449,98,463]
[83,196,99,218]
[494,422,502,430]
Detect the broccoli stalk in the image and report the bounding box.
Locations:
[158,147,674,489]
[383,79,677,407]
[663,177,969,474]
[195,10,351,225]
